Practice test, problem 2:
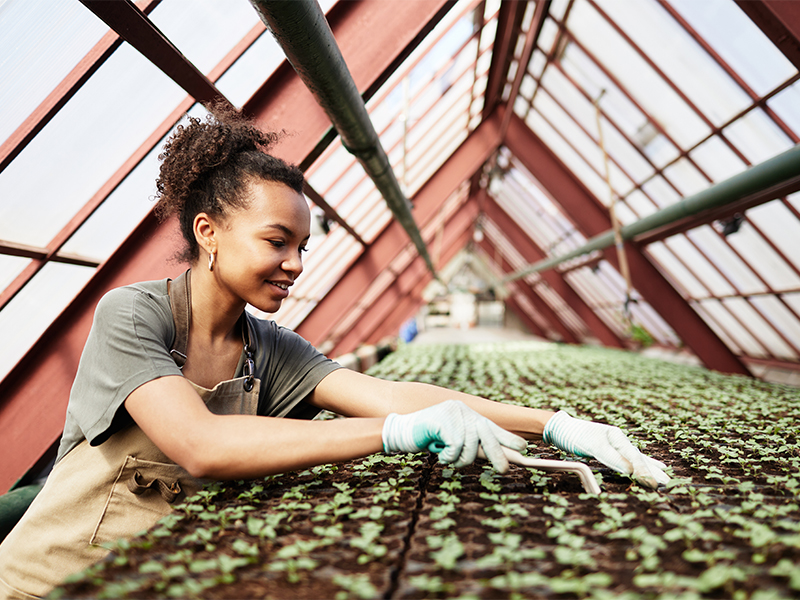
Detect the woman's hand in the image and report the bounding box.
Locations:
[543,410,669,489]
[382,400,527,473]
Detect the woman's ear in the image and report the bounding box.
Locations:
[193,212,217,257]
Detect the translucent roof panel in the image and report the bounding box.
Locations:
[0,0,107,144]
[505,0,800,367]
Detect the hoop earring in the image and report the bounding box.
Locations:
[208,251,216,272]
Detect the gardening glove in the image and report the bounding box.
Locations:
[543,410,669,489]
[382,399,527,473]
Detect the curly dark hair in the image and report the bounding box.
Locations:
[154,105,305,263]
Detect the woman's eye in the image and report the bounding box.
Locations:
[269,240,285,248]
[299,246,308,254]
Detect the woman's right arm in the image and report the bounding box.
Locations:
[124,375,384,480]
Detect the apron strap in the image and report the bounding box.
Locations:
[168,269,191,369]
[168,268,257,391]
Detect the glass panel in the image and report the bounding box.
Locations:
[723,107,794,165]
[645,241,706,298]
[767,79,800,140]
[665,235,736,296]
[0,262,94,379]
[662,158,709,197]
[783,293,800,331]
[746,200,800,274]
[789,192,800,214]
[688,136,746,183]
[537,17,560,56]
[0,255,30,293]
[149,0,259,76]
[722,296,795,360]
[0,0,107,144]
[624,189,658,220]
[0,42,184,247]
[534,87,634,202]
[598,0,751,127]
[542,66,654,190]
[525,109,608,205]
[686,225,767,295]
[567,0,710,149]
[668,0,798,96]
[641,176,680,209]
[724,221,800,293]
[215,30,284,108]
[698,298,766,357]
[693,300,742,355]
[750,295,800,357]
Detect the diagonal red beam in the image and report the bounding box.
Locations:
[332,199,479,355]
[478,240,552,340]
[735,0,800,72]
[0,0,454,493]
[0,0,162,174]
[503,293,548,339]
[482,0,527,119]
[477,236,579,344]
[482,194,625,348]
[503,110,749,375]
[79,0,232,110]
[295,111,503,345]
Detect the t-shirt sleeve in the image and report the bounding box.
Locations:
[65,285,182,449]
[253,318,341,419]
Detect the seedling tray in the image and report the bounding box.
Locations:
[54,342,800,599]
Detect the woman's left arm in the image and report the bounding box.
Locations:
[310,368,554,439]
[311,369,669,488]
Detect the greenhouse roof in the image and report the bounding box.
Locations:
[0,0,799,489]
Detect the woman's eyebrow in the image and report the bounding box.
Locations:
[263,224,295,236]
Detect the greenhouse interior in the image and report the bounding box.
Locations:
[1,0,800,598]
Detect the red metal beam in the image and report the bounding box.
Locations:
[736,0,800,73]
[79,0,232,110]
[295,111,503,345]
[332,201,478,355]
[504,293,548,339]
[482,195,625,348]
[477,236,579,343]
[482,0,526,119]
[503,110,750,375]
[0,0,455,492]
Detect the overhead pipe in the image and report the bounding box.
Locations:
[249,0,439,279]
[502,142,800,283]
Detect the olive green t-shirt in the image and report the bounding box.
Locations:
[56,278,341,463]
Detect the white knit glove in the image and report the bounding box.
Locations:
[382,400,527,473]
[543,410,669,489]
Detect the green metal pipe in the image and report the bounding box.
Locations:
[503,142,800,283]
[250,0,439,279]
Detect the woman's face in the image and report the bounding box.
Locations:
[211,179,311,314]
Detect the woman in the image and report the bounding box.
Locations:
[0,109,668,599]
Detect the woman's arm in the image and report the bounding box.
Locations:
[125,375,384,480]
[310,368,555,440]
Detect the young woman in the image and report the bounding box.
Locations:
[0,109,668,599]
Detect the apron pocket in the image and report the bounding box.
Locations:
[90,456,195,547]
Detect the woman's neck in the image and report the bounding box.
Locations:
[188,267,245,346]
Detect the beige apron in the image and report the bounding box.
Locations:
[0,271,259,599]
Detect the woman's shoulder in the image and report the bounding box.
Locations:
[94,278,172,326]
